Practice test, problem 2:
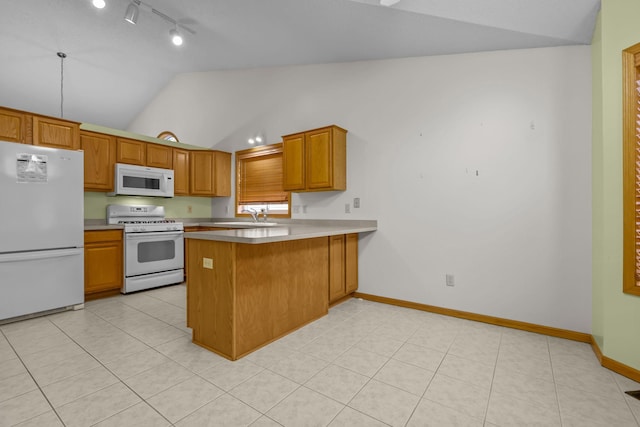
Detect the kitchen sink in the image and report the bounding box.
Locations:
[211,221,280,228]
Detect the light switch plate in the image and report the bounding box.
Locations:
[203,258,213,269]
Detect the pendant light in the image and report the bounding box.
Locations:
[57,52,67,118]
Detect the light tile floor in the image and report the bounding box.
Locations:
[1,284,639,426]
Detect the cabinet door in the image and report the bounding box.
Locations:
[0,108,28,143]
[214,151,231,197]
[345,233,358,294]
[173,148,190,195]
[81,131,116,191]
[116,138,146,165]
[306,128,333,190]
[329,235,346,303]
[147,143,173,169]
[32,116,80,150]
[190,150,214,195]
[190,150,231,196]
[282,133,305,191]
[84,230,123,295]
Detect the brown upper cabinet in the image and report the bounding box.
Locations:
[1,105,233,198]
[81,130,116,191]
[116,137,146,166]
[32,115,80,150]
[0,107,29,144]
[190,150,231,197]
[147,143,173,169]
[282,125,347,192]
[172,148,190,196]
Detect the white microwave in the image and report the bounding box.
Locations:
[111,163,174,197]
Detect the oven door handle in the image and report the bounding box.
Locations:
[125,231,184,240]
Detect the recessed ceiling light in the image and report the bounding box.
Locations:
[92,0,106,9]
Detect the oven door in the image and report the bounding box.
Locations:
[125,231,184,277]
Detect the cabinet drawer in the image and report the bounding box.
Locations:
[84,229,122,243]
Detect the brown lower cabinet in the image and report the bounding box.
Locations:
[329,233,358,304]
[84,230,123,299]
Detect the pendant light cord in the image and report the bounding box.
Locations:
[57,52,67,118]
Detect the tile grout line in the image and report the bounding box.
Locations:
[0,320,66,427]
[46,305,175,426]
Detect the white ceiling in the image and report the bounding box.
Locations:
[0,0,600,130]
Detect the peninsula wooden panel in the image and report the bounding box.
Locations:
[187,239,235,357]
[187,236,329,360]
[235,238,328,357]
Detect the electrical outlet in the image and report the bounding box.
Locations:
[203,258,213,269]
[345,203,351,213]
[446,274,455,286]
[292,205,300,214]
[302,205,308,213]
[353,197,360,208]
[187,205,192,214]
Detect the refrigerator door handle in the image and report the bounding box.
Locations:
[0,247,84,263]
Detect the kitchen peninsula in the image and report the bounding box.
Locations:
[185,220,376,360]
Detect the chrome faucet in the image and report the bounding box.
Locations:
[260,207,269,223]
[241,208,259,222]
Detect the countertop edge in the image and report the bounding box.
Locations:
[185,225,377,244]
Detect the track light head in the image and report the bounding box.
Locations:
[124,2,139,24]
[92,0,106,9]
[170,28,183,46]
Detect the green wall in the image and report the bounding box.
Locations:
[593,0,640,370]
[84,192,213,219]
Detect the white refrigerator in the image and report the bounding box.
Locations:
[0,140,84,321]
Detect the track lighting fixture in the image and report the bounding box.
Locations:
[92,0,105,9]
[116,0,194,47]
[124,1,139,24]
[169,27,183,46]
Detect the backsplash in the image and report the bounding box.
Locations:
[84,192,212,220]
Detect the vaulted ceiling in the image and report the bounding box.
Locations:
[0,0,600,130]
